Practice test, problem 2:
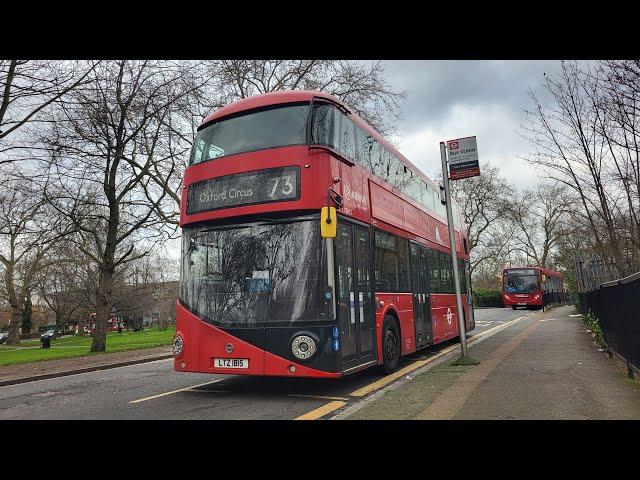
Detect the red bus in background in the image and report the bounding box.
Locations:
[502,266,564,310]
[84,313,124,334]
[174,90,474,378]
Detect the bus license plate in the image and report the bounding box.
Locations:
[518,302,527,305]
[214,358,249,369]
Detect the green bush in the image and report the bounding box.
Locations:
[473,288,504,307]
[583,312,605,347]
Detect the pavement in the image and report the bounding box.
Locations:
[0,346,173,387]
[345,305,640,420]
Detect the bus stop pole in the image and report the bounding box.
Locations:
[440,142,471,360]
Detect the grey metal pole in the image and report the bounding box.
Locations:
[440,142,468,357]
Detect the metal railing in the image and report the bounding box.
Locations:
[542,290,571,308]
[577,270,640,373]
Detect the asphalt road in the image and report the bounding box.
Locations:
[0,307,527,420]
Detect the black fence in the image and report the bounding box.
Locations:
[542,290,571,307]
[578,271,640,372]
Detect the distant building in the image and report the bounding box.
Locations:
[0,304,55,334]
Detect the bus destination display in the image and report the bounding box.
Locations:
[506,269,536,276]
[187,166,300,214]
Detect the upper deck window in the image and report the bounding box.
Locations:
[191,103,309,165]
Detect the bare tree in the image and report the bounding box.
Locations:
[35,240,93,337]
[451,162,515,276]
[0,60,95,162]
[42,60,203,352]
[522,61,639,276]
[0,180,71,344]
[505,183,573,269]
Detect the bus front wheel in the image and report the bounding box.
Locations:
[381,315,400,374]
[512,306,517,310]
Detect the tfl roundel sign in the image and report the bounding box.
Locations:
[447,136,480,180]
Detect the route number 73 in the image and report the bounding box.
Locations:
[269,175,294,197]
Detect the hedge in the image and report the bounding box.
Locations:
[473,288,504,308]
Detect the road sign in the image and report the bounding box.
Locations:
[447,136,480,180]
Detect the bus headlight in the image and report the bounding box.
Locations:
[291,335,317,360]
[173,335,184,356]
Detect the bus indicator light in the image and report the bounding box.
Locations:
[332,327,339,339]
[332,339,340,352]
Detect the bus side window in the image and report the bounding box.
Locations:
[428,248,441,293]
[381,149,392,184]
[374,230,410,292]
[371,140,383,178]
[312,103,338,149]
[440,252,453,293]
[458,262,466,292]
[339,114,356,162]
[397,237,410,291]
[360,129,375,173]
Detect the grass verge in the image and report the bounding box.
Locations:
[0,326,175,367]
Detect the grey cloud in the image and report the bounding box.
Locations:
[384,60,564,130]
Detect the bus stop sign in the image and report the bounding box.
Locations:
[447,136,480,180]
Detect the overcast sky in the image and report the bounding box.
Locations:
[383,60,565,188]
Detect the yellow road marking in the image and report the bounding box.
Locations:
[289,394,349,401]
[295,401,347,420]
[129,379,223,404]
[349,344,459,397]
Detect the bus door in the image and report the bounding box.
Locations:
[410,242,432,348]
[335,222,375,371]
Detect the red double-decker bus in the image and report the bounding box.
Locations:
[174,91,474,378]
[502,266,564,309]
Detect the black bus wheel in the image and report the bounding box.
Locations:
[512,306,517,310]
[381,315,400,374]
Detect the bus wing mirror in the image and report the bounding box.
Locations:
[320,207,337,238]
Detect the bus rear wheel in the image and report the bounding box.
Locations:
[381,315,400,374]
[512,306,517,310]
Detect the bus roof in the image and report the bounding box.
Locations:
[200,90,442,194]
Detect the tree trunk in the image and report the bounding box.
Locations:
[91,267,113,352]
[77,316,85,335]
[7,305,23,345]
[53,312,62,340]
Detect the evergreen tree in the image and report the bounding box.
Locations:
[22,296,32,335]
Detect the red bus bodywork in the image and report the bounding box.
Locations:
[502,266,563,309]
[175,91,473,378]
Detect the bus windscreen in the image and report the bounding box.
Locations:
[190,103,309,165]
[504,269,539,294]
[180,218,330,327]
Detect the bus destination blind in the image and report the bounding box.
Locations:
[187,166,300,214]
[506,269,536,276]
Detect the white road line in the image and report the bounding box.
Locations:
[129,379,223,404]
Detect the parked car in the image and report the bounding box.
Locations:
[40,329,55,339]
[0,331,9,344]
